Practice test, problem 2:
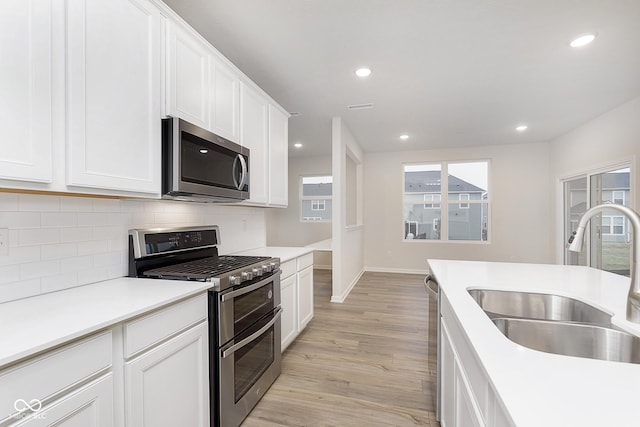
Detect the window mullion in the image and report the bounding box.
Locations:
[441,163,449,241]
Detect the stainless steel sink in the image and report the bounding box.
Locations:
[468,289,612,327]
[493,317,640,364]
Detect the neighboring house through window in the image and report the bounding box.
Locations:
[403,161,489,241]
[300,175,332,222]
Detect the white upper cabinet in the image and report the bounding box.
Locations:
[211,58,240,142]
[0,0,53,183]
[66,0,161,195]
[241,82,269,205]
[166,20,211,129]
[268,105,289,207]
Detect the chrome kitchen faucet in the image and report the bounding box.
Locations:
[568,203,640,323]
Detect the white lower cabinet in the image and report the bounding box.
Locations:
[440,293,513,427]
[125,321,209,427]
[0,293,209,427]
[441,320,484,427]
[280,252,315,351]
[13,374,114,427]
[297,265,314,332]
[280,274,298,350]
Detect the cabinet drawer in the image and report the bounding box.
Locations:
[297,253,313,271]
[0,331,112,423]
[280,260,296,279]
[124,293,207,358]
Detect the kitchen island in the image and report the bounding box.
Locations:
[428,259,640,427]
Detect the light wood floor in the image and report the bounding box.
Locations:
[242,270,441,427]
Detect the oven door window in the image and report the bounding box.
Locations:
[233,316,275,402]
[234,281,275,334]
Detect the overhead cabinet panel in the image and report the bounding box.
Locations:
[268,105,289,207]
[211,58,240,142]
[167,22,211,129]
[66,0,161,194]
[240,83,269,205]
[0,0,53,183]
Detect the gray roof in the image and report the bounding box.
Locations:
[303,182,332,196]
[405,171,485,193]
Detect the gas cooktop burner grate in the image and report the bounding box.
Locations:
[142,255,271,280]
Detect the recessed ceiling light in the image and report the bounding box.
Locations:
[294,143,303,148]
[516,125,528,132]
[400,134,409,140]
[355,67,371,78]
[570,33,596,48]
[199,149,208,154]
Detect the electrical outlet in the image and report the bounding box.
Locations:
[0,228,8,256]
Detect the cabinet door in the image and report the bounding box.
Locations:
[281,274,297,351]
[0,0,53,183]
[440,322,456,427]
[240,83,269,205]
[66,0,161,195]
[125,321,209,427]
[211,58,240,142]
[166,22,210,129]
[268,105,289,206]
[297,266,314,332]
[13,374,113,427]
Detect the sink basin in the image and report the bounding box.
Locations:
[468,289,612,327]
[493,317,640,364]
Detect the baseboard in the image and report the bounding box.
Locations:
[364,266,428,275]
[330,269,364,303]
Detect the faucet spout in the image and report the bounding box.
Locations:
[567,203,640,323]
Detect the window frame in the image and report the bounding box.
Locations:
[402,160,490,243]
[300,175,332,223]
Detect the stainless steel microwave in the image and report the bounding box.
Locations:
[162,117,249,202]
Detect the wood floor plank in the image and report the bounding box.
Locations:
[242,270,440,427]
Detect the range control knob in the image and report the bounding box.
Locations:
[252,267,263,277]
[262,264,272,273]
[241,271,252,281]
[269,262,277,270]
[229,275,241,286]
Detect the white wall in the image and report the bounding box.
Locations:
[0,193,266,303]
[550,96,640,262]
[363,141,553,273]
[331,117,364,302]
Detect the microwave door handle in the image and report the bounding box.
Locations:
[221,307,282,359]
[233,154,248,191]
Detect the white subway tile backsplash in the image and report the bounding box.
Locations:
[41,212,78,228]
[0,279,41,302]
[0,265,20,284]
[41,272,79,293]
[19,260,61,280]
[19,228,60,246]
[78,212,109,227]
[62,255,94,272]
[19,194,60,212]
[41,243,78,260]
[0,193,18,211]
[77,240,109,256]
[0,212,41,228]
[0,193,266,303]
[60,227,94,243]
[0,246,41,266]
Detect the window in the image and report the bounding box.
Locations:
[563,166,631,276]
[300,176,332,222]
[311,200,325,211]
[403,161,489,241]
[423,194,441,209]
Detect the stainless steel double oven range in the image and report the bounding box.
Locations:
[128,226,281,427]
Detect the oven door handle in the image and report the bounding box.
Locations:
[222,307,282,359]
[220,270,281,302]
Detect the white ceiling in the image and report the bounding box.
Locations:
[163,0,640,158]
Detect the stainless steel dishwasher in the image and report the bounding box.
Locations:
[424,273,440,421]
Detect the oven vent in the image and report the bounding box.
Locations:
[347,103,374,111]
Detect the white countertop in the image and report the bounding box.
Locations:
[428,260,640,427]
[304,238,332,251]
[0,278,212,368]
[232,246,314,263]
